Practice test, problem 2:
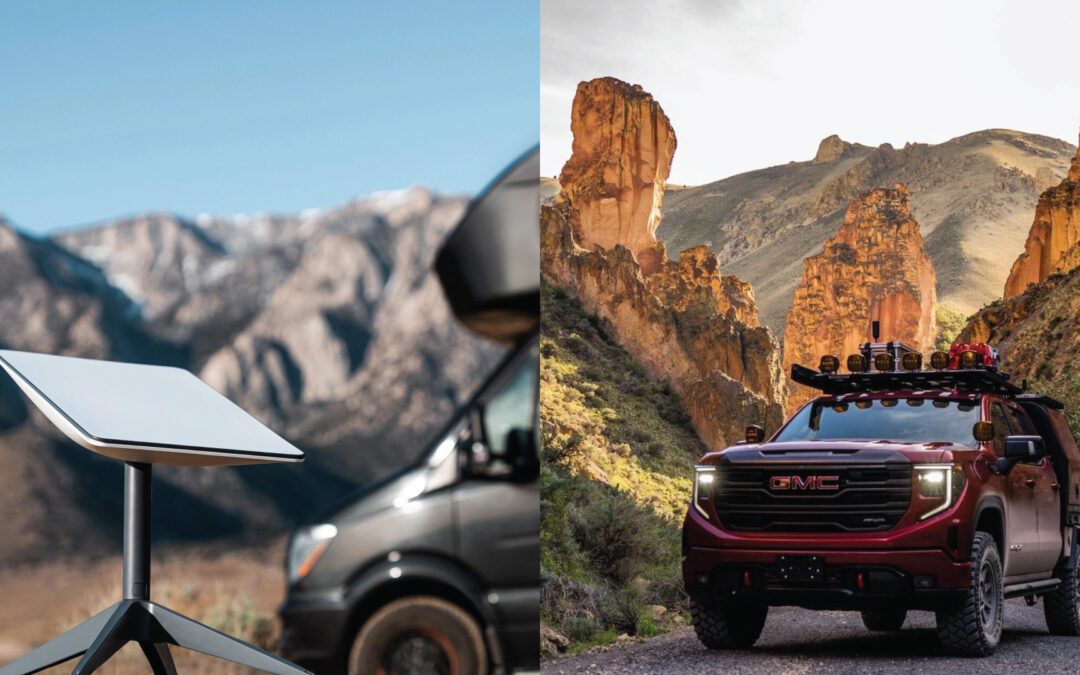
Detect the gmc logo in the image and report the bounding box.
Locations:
[770,475,840,491]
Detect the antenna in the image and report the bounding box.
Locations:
[871,320,880,341]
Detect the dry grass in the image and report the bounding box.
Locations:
[0,540,290,674]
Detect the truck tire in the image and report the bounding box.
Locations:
[935,531,1003,656]
[347,596,488,675]
[1044,562,1080,635]
[860,608,906,631]
[689,592,767,649]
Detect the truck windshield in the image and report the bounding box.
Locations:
[774,398,979,448]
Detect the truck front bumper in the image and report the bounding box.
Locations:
[684,546,970,610]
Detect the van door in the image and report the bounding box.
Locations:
[992,402,1041,577]
[453,339,539,661]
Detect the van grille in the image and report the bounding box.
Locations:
[715,463,912,532]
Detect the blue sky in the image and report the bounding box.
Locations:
[1,2,538,233]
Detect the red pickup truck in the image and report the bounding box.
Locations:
[682,341,1080,655]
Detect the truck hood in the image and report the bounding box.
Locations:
[703,440,964,465]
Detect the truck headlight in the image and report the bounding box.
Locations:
[693,466,716,519]
[914,464,964,520]
[287,523,338,584]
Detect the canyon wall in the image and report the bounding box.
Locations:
[782,185,938,413]
[542,77,786,450]
[1004,136,1080,298]
[557,77,676,276]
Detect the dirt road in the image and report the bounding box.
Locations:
[546,601,1080,674]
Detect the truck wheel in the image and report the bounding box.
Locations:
[1044,562,1080,635]
[689,592,767,649]
[935,531,1003,656]
[347,596,488,675]
[860,608,906,631]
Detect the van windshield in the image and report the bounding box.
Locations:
[774,398,980,448]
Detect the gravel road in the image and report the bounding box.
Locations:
[544,600,1080,673]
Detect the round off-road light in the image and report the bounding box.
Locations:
[882,399,898,407]
[959,349,979,369]
[819,355,840,374]
[874,353,895,372]
[930,351,949,370]
[832,403,849,413]
[902,352,923,371]
[856,400,873,409]
[847,354,867,372]
[973,421,994,443]
[745,424,765,443]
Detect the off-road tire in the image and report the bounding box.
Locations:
[347,596,488,675]
[936,531,1003,656]
[1044,561,1080,635]
[860,608,906,631]
[689,592,767,649]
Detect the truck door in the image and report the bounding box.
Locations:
[1006,403,1061,573]
[454,342,539,647]
[991,402,1041,577]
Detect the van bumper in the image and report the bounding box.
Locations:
[278,591,349,673]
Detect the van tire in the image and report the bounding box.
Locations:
[935,531,1002,656]
[347,596,487,675]
[860,608,906,631]
[1045,561,1080,635]
[689,592,767,649]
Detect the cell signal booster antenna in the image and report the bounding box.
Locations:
[0,350,311,675]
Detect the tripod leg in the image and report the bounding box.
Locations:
[139,642,177,675]
[148,603,310,675]
[71,601,136,675]
[0,603,124,675]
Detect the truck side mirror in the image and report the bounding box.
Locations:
[996,435,1045,473]
[1005,435,1045,461]
[746,425,766,444]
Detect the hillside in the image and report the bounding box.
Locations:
[656,130,1076,332]
[540,283,704,655]
[0,189,500,564]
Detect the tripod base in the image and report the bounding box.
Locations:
[0,599,309,675]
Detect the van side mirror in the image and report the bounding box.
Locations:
[996,435,1045,473]
[505,428,539,482]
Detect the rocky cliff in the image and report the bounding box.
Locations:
[782,185,937,413]
[657,130,1075,331]
[958,265,1080,397]
[542,78,785,450]
[1003,136,1080,298]
[557,77,676,276]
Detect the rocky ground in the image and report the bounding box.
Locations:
[545,603,1080,674]
[0,543,289,674]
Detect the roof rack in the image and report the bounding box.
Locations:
[791,363,1025,397]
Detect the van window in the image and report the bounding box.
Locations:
[483,352,539,463]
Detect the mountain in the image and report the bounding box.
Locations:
[0,188,501,564]
[655,130,1076,333]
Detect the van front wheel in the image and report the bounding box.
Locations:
[347,596,488,675]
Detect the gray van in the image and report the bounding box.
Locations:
[278,148,540,675]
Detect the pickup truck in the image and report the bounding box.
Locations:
[682,341,1080,655]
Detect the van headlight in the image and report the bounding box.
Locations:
[693,466,716,519]
[914,464,964,520]
[287,523,338,584]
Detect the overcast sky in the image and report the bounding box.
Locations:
[542,0,1080,185]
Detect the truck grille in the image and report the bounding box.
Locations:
[715,462,912,533]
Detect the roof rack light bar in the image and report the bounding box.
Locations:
[791,363,1025,397]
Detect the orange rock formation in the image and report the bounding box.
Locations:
[783,185,938,414]
[542,77,786,450]
[1004,136,1080,298]
[558,77,676,276]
